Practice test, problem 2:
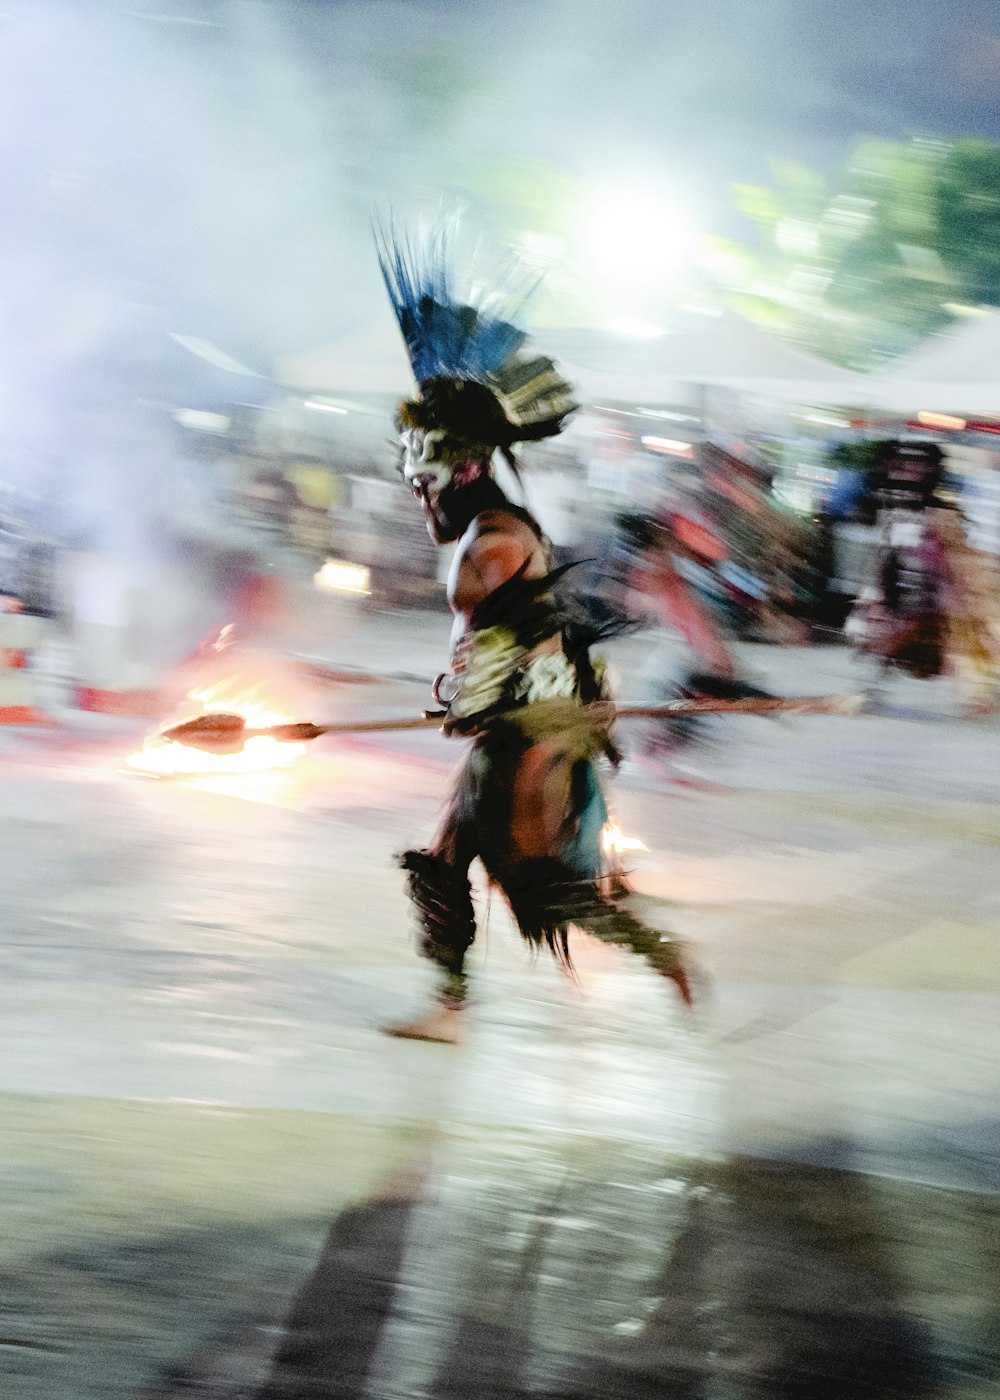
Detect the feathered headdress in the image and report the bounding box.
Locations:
[375,224,578,452]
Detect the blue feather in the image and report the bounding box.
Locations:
[375,222,528,386]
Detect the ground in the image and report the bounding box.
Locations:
[1,602,999,1398]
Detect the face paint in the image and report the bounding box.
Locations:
[401,428,453,499]
[400,426,495,545]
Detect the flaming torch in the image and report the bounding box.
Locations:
[127,678,311,789]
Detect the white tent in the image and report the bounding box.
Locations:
[548,314,865,405]
[643,313,862,393]
[275,321,412,395]
[559,363,697,408]
[868,312,1000,414]
[275,310,865,407]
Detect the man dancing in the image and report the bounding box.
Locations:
[377,232,693,1043]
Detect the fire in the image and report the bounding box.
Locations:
[602,823,649,856]
[127,677,309,779]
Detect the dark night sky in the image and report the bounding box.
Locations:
[5,0,1000,359]
[455,0,1000,217]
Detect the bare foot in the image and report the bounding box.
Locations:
[383,1006,464,1044]
[669,966,693,1008]
[657,944,707,1010]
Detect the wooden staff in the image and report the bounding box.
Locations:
[160,693,864,755]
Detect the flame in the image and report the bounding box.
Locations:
[127,677,309,779]
[602,823,649,856]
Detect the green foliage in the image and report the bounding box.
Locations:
[721,136,1000,369]
[826,440,885,473]
[386,48,496,139]
[934,140,1000,305]
[732,182,783,228]
[457,157,664,328]
[463,157,577,240]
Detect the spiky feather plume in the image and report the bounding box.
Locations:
[375,222,577,448]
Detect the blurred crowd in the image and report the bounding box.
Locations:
[2,409,999,721]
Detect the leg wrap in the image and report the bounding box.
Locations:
[493,857,599,967]
[500,857,689,992]
[587,905,689,983]
[398,848,476,1006]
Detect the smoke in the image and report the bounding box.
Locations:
[3,0,998,382]
[1,0,997,492]
[457,0,1000,229]
[0,0,994,651]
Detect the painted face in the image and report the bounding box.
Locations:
[399,426,493,544]
[400,428,453,499]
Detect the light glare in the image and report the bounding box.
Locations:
[314,560,371,594]
[580,182,698,290]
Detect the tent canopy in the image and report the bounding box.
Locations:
[868,311,1000,414]
[165,334,275,411]
[275,321,412,395]
[275,310,864,407]
[549,314,864,404]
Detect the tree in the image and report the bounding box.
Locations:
[714,137,1000,370]
[934,140,1000,307]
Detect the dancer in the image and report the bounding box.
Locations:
[377,230,694,1042]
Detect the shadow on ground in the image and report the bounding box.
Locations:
[76,1151,998,1399]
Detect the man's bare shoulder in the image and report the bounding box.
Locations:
[467,506,536,540]
[452,509,547,608]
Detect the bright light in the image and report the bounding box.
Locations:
[314,560,371,594]
[603,824,649,856]
[941,303,992,318]
[174,409,230,433]
[803,412,850,427]
[917,410,966,430]
[776,218,819,257]
[641,435,694,458]
[580,182,698,290]
[304,400,348,414]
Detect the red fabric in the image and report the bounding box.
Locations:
[0,706,48,725]
[74,686,164,717]
[668,512,727,563]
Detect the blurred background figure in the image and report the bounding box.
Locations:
[846,441,1000,715]
[613,482,773,780]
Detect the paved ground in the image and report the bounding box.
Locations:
[1,600,999,1397]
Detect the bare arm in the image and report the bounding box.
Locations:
[451,511,548,620]
[443,512,553,728]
